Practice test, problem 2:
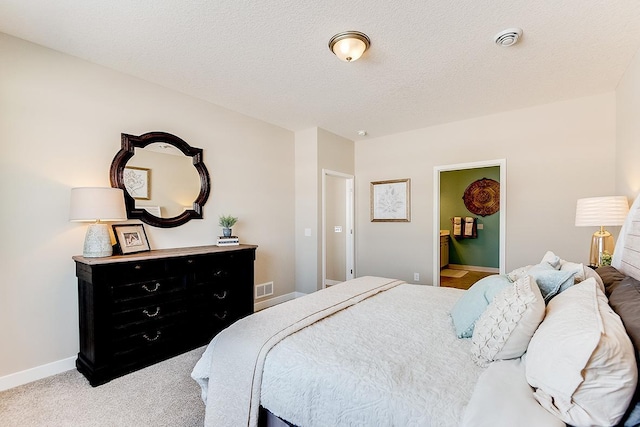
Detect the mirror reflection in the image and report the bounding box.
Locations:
[125,143,201,218]
[110,131,210,228]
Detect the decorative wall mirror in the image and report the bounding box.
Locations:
[110,131,210,228]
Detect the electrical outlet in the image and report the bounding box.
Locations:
[414,273,419,282]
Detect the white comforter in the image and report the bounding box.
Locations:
[262,284,484,426]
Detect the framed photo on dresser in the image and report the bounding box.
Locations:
[112,224,150,254]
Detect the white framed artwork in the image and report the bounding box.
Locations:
[370,178,411,222]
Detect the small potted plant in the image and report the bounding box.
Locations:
[218,215,238,237]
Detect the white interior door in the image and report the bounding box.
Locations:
[322,169,355,288]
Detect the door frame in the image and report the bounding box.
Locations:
[433,159,507,286]
[322,169,355,289]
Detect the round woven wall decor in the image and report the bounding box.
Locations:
[462,178,500,217]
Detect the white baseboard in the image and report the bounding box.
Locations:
[0,356,76,392]
[254,291,307,312]
[448,264,500,273]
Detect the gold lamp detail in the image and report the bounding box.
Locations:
[575,196,629,267]
[328,31,371,62]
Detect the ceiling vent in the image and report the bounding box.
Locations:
[494,28,523,47]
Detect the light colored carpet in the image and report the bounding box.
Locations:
[0,347,206,427]
[440,269,468,278]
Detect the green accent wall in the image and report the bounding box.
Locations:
[440,167,500,268]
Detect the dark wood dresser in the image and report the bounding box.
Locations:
[73,244,257,386]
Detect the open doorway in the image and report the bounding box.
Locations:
[433,159,506,287]
[322,169,355,288]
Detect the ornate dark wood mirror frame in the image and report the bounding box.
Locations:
[110,131,211,228]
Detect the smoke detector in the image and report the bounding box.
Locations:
[494,28,523,47]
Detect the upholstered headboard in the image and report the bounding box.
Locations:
[613,194,640,281]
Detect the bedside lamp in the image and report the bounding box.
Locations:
[70,187,127,257]
[575,196,629,267]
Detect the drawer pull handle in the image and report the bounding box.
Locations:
[143,331,161,342]
[214,311,228,320]
[214,291,227,300]
[143,307,160,318]
[142,283,161,293]
[134,265,142,270]
[187,259,194,264]
[213,270,227,278]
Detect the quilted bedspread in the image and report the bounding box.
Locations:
[192,276,407,426]
[192,278,484,426]
[260,283,484,426]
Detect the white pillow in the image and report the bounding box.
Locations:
[582,263,605,293]
[507,265,532,282]
[541,250,562,269]
[559,259,586,282]
[461,358,565,427]
[471,275,545,367]
[526,278,637,426]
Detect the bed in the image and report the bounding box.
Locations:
[192,195,640,427]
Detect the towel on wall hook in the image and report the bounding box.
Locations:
[464,217,476,237]
[451,216,478,238]
[453,217,462,237]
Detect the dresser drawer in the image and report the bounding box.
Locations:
[112,298,188,330]
[110,276,186,303]
[100,260,168,283]
[112,320,189,357]
[190,252,252,283]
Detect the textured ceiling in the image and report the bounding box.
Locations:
[2,1,640,140]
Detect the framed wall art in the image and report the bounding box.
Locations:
[370,178,411,222]
[123,166,150,200]
[112,224,151,254]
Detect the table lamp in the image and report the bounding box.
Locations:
[70,187,128,257]
[575,196,629,267]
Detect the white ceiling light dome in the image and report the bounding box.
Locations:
[329,31,371,62]
[494,28,523,47]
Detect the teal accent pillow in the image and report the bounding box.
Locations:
[527,262,576,303]
[451,275,512,338]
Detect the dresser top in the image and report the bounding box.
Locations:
[72,244,257,265]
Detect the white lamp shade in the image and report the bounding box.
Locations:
[70,187,127,222]
[575,196,629,227]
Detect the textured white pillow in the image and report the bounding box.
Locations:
[507,265,532,282]
[526,278,637,426]
[461,358,565,427]
[471,276,545,367]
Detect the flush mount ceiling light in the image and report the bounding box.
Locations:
[328,31,371,62]
[494,28,523,47]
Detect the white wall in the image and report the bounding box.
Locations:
[355,93,617,284]
[616,45,640,199]
[294,128,319,294]
[0,33,295,380]
[294,128,354,293]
